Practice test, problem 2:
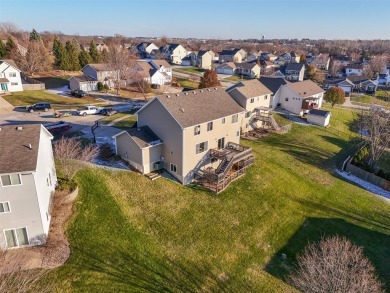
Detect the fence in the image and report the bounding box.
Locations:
[21,72,45,90]
[345,159,390,191]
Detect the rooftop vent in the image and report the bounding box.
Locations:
[166,95,170,98]
[16,126,23,130]
[176,93,180,96]
[185,92,189,95]
[207,89,211,91]
[180,108,185,113]
[28,144,32,150]
[214,87,218,90]
[200,90,204,92]
[192,91,196,94]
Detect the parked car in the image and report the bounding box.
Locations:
[100,107,118,116]
[43,121,71,135]
[71,89,87,98]
[77,105,102,116]
[26,102,52,113]
[130,102,147,110]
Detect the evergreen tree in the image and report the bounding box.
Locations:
[65,39,80,70]
[29,29,41,41]
[199,69,221,89]
[5,37,17,59]
[100,48,109,62]
[58,42,70,70]
[52,37,61,68]
[0,39,6,58]
[89,40,100,63]
[78,50,92,68]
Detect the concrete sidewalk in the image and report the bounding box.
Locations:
[0,96,15,114]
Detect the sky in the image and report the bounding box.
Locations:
[0,0,389,40]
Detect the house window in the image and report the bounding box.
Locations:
[9,72,16,77]
[11,82,18,86]
[207,121,213,131]
[250,98,254,103]
[236,130,240,137]
[257,97,259,101]
[196,141,208,154]
[170,163,177,173]
[264,95,268,100]
[4,228,29,248]
[231,114,238,123]
[245,112,251,118]
[49,173,52,186]
[1,174,22,186]
[194,125,201,135]
[222,118,225,124]
[0,202,10,213]
[285,97,289,102]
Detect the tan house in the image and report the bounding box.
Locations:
[219,49,244,63]
[226,80,273,132]
[82,63,117,88]
[114,87,254,192]
[160,44,188,65]
[196,50,213,69]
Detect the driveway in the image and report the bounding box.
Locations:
[0,96,14,114]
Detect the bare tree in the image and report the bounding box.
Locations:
[0,248,53,293]
[358,106,390,170]
[289,236,384,293]
[0,21,20,35]
[107,45,137,95]
[329,62,340,77]
[54,137,99,181]
[363,65,374,79]
[369,55,388,76]
[22,41,50,75]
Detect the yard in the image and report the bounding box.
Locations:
[350,93,390,107]
[44,106,390,292]
[99,112,137,129]
[176,78,200,90]
[173,66,205,75]
[3,90,103,107]
[221,75,253,82]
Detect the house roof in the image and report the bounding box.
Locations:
[70,75,97,82]
[87,63,112,72]
[234,62,258,70]
[346,63,364,70]
[258,77,289,94]
[287,80,324,97]
[285,63,304,72]
[126,126,162,148]
[151,59,170,68]
[346,75,370,84]
[0,78,9,82]
[0,124,47,174]
[0,59,20,71]
[308,109,330,117]
[217,62,236,70]
[135,61,154,78]
[270,70,286,78]
[227,79,272,98]
[197,50,211,57]
[324,78,354,86]
[219,49,240,56]
[152,87,245,128]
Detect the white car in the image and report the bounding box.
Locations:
[77,106,103,116]
[130,102,147,110]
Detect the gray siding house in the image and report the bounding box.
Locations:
[0,124,57,248]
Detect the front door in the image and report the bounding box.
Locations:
[218,137,225,149]
[1,83,8,91]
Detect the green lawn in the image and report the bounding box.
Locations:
[3,90,103,107]
[99,113,130,125]
[177,78,200,90]
[221,75,253,82]
[46,106,390,292]
[350,94,390,107]
[111,115,137,129]
[173,66,205,75]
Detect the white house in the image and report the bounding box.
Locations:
[0,124,57,248]
[160,44,188,65]
[0,59,24,93]
[345,63,366,76]
[136,42,159,58]
[216,62,236,75]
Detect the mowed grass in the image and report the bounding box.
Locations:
[3,90,103,106]
[173,66,205,75]
[177,78,200,89]
[350,94,390,107]
[221,75,253,82]
[49,106,390,292]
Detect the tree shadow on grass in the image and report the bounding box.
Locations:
[265,217,390,292]
[66,243,254,292]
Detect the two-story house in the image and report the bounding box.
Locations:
[196,50,213,70]
[136,42,159,58]
[114,88,254,192]
[0,59,23,93]
[82,63,117,88]
[234,62,261,78]
[226,80,273,133]
[160,44,188,65]
[323,78,354,96]
[345,63,366,76]
[284,63,305,81]
[149,59,172,84]
[0,124,57,249]
[219,49,245,63]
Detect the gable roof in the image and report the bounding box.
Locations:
[86,63,113,72]
[150,59,171,69]
[134,61,155,78]
[324,78,354,86]
[217,62,236,70]
[285,63,305,72]
[126,126,162,148]
[0,59,20,71]
[70,75,97,82]
[197,50,211,57]
[219,49,240,56]
[227,79,272,99]
[234,62,258,70]
[346,75,370,84]
[148,87,245,128]
[0,124,49,174]
[346,63,364,70]
[286,80,324,97]
[258,77,289,94]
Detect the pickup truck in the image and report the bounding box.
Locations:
[77,106,102,116]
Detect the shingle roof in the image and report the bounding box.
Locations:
[87,63,112,72]
[346,75,369,84]
[0,59,20,70]
[285,63,304,72]
[71,75,97,82]
[219,49,240,56]
[258,77,289,94]
[287,80,324,97]
[0,124,45,174]
[227,79,272,99]
[346,63,364,70]
[197,50,210,57]
[234,62,258,70]
[151,87,245,128]
[151,59,170,68]
[308,109,330,117]
[217,62,236,70]
[126,126,161,148]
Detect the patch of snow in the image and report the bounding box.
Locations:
[93,158,130,171]
[336,169,390,201]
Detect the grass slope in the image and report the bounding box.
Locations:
[51,106,390,292]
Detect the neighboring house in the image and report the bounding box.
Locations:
[291,52,300,63]
[333,54,353,67]
[82,63,117,88]
[260,53,277,62]
[323,78,354,96]
[235,62,261,78]
[160,44,188,65]
[270,70,285,78]
[0,59,24,93]
[114,87,253,192]
[69,75,98,91]
[181,55,194,66]
[307,109,331,127]
[149,59,172,84]
[259,60,275,75]
[347,75,378,93]
[345,63,366,76]
[377,73,390,86]
[219,49,243,63]
[274,52,291,65]
[284,63,305,81]
[196,50,213,70]
[259,77,325,116]
[226,80,273,133]
[216,62,237,75]
[310,54,330,70]
[0,124,57,249]
[247,51,262,62]
[96,43,109,52]
[136,42,159,58]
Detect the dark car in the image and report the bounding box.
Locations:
[71,89,87,98]
[26,102,52,113]
[101,107,118,116]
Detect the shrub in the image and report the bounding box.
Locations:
[97,81,104,91]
